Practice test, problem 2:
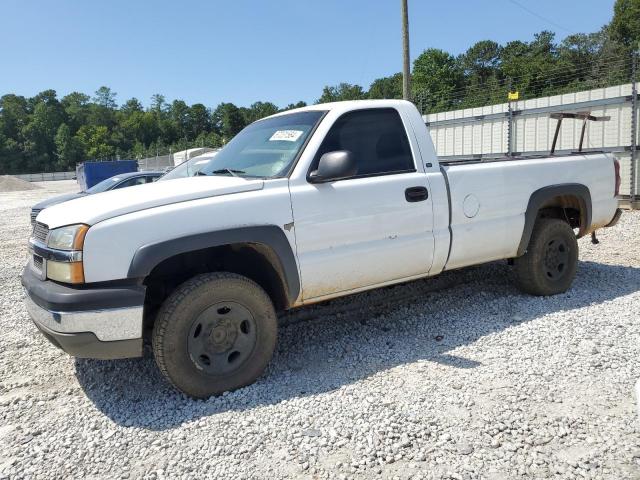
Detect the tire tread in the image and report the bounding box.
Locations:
[513,218,578,296]
[152,272,276,398]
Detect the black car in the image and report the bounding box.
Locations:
[30,171,163,224]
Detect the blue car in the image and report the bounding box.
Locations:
[30,171,163,225]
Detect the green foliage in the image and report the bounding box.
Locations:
[316,83,367,103]
[93,86,117,109]
[412,49,463,111]
[368,73,403,99]
[283,101,307,111]
[459,40,501,84]
[212,103,245,141]
[610,0,640,47]
[54,123,84,170]
[412,16,636,113]
[76,125,114,159]
[244,102,279,124]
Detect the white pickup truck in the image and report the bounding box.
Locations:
[22,100,622,398]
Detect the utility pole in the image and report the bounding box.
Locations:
[631,49,638,205]
[401,0,411,100]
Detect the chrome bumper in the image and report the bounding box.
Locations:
[24,291,143,342]
[24,289,144,359]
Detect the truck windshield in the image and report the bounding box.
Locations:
[198,110,325,178]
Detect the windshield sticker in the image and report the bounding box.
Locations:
[269,130,304,142]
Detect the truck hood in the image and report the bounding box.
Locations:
[32,191,86,210]
[36,176,264,228]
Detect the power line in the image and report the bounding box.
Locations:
[507,0,573,35]
[413,56,631,106]
[418,68,630,114]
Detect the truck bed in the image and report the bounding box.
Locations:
[440,152,618,271]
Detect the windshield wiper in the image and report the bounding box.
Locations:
[211,168,246,177]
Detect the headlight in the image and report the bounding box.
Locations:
[47,224,89,251]
[45,224,89,284]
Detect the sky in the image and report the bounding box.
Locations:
[0,0,616,108]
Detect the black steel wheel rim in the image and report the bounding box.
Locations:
[543,237,570,281]
[187,301,257,376]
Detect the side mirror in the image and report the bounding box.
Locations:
[308,150,357,183]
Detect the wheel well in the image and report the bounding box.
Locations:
[516,185,592,257]
[142,243,289,330]
[537,194,585,232]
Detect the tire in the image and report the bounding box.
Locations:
[513,218,578,296]
[152,272,277,398]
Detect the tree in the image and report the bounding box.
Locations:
[610,0,640,47]
[412,49,463,111]
[189,103,211,137]
[22,94,65,170]
[283,101,307,111]
[170,99,190,139]
[212,103,246,140]
[150,94,166,113]
[0,135,24,173]
[120,98,144,115]
[368,73,403,99]
[245,101,279,123]
[194,130,222,149]
[316,83,366,103]
[61,92,90,132]
[0,94,29,141]
[75,125,114,159]
[93,86,117,109]
[54,123,84,170]
[459,40,501,84]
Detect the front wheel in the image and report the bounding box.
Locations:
[152,272,277,398]
[513,218,578,296]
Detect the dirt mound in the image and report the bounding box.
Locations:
[0,175,41,192]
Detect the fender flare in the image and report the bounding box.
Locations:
[127,225,300,305]
[517,184,592,256]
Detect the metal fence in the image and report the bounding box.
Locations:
[138,147,218,171]
[138,154,174,171]
[417,54,639,208]
[15,171,76,182]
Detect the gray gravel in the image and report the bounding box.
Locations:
[1,181,639,480]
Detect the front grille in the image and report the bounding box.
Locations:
[33,254,43,272]
[32,222,49,243]
[30,208,41,225]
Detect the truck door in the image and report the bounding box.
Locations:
[289,107,435,301]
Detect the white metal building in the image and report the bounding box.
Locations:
[424,83,638,201]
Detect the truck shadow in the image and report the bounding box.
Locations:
[75,259,640,430]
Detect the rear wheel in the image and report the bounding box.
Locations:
[513,218,578,296]
[152,272,277,398]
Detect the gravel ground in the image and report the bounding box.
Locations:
[1,181,639,480]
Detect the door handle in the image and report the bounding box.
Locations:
[405,186,428,202]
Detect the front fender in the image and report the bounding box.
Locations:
[126,225,300,304]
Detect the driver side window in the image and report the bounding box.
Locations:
[313,108,415,178]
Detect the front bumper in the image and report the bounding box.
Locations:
[21,266,145,359]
